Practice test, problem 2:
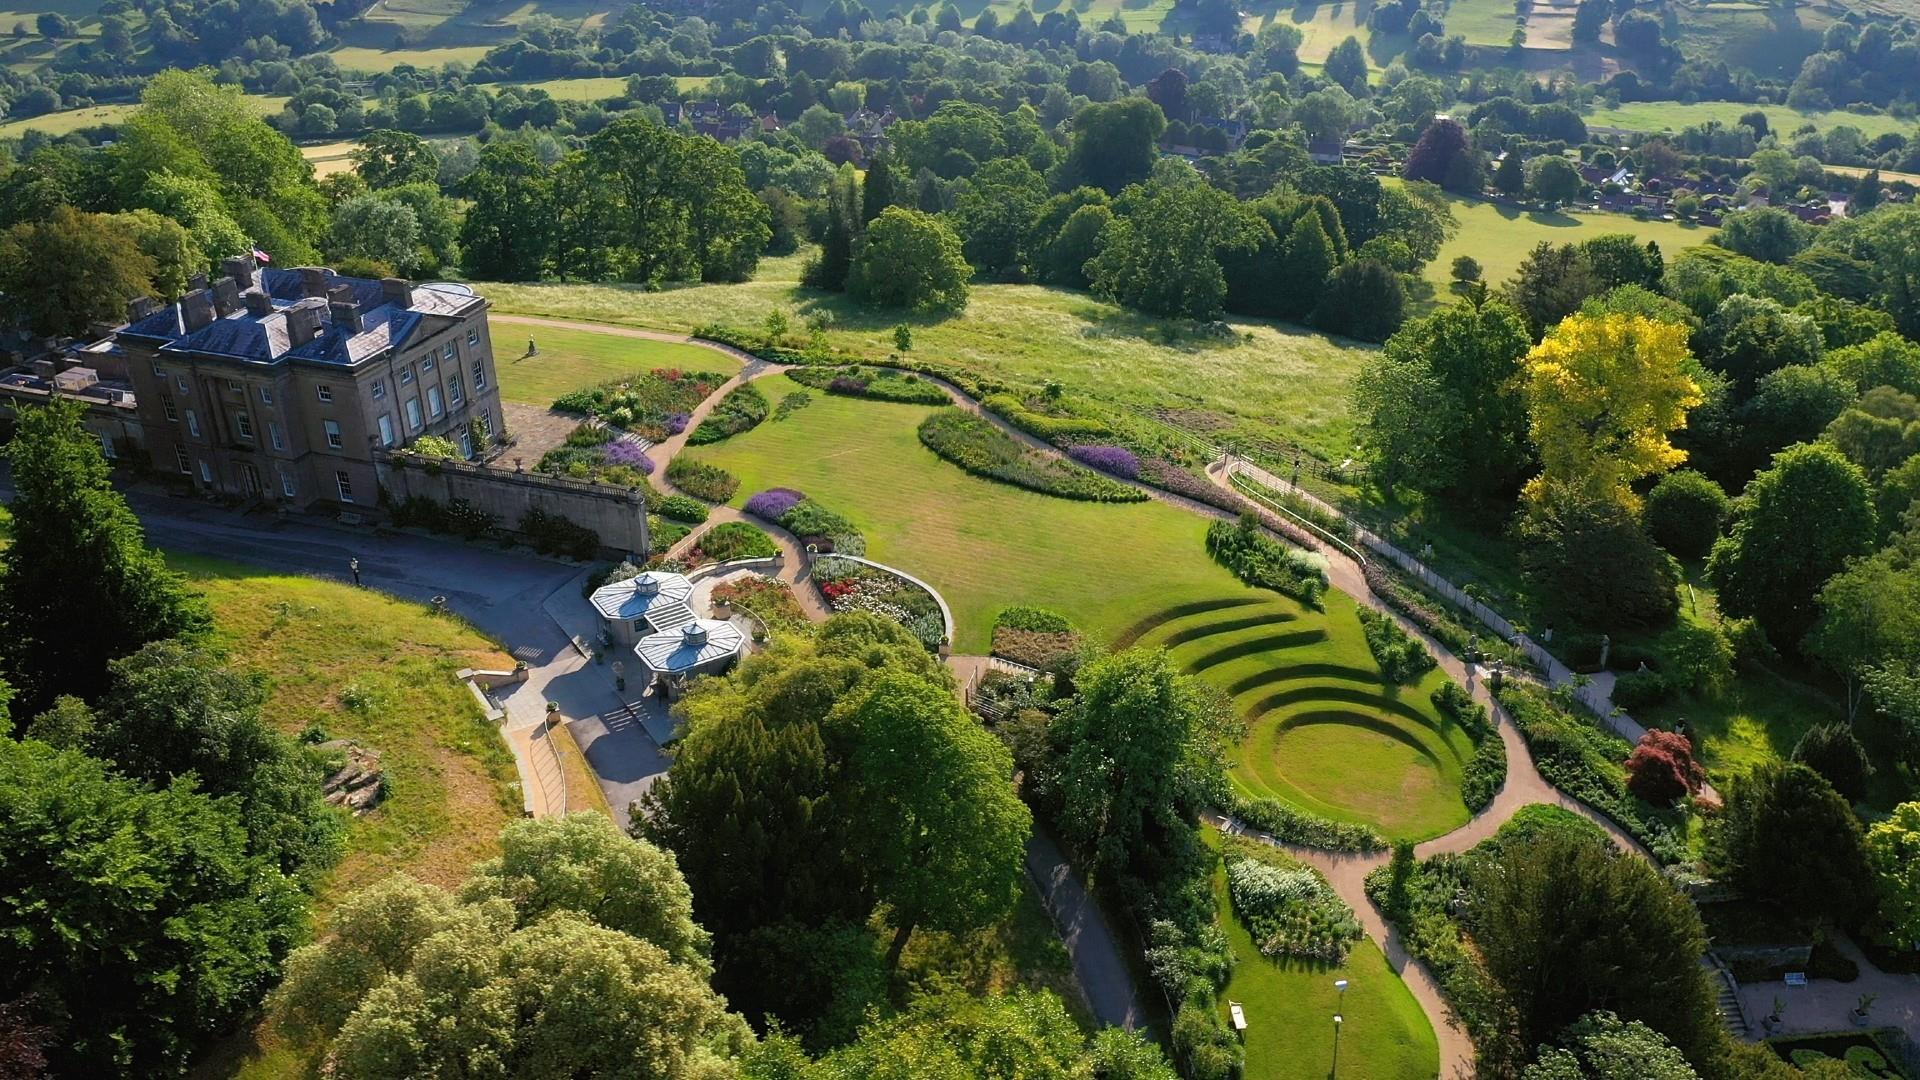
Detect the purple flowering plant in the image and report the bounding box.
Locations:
[604,440,656,475]
[744,488,806,520]
[1067,444,1141,480]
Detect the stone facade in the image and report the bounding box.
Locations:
[113,255,506,510]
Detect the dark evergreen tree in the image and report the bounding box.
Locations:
[804,165,860,292]
[861,150,898,224]
[0,398,209,719]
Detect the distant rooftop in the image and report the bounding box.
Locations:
[116,256,483,368]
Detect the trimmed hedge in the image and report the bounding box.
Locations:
[1204,515,1327,607]
[1226,791,1387,852]
[917,409,1146,503]
[982,392,1112,441]
[687,383,769,445]
[995,606,1073,633]
[665,457,740,503]
[1433,683,1506,813]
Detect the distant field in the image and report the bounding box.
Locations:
[329,43,494,72]
[1668,0,1836,79]
[299,139,360,177]
[0,92,285,137]
[1585,99,1916,141]
[1828,163,1920,186]
[1242,0,1406,64]
[1443,0,1523,46]
[1424,192,1712,297]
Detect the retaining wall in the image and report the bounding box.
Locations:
[376,450,650,558]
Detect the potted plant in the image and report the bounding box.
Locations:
[545,701,560,727]
[1764,997,1785,1035]
[1852,993,1877,1027]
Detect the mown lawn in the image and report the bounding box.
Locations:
[683,373,1256,653]
[1204,831,1439,1080]
[492,323,740,406]
[480,266,1373,461]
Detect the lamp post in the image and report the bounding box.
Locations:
[1331,979,1349,1079]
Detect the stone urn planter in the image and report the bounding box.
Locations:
[1852,993,1877,1028]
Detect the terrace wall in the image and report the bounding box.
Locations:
[375,450,649,558]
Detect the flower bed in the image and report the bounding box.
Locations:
[813,556,944,649]
[536,423,654,485]
[990,606,1082,669]
[687,382,769,445]
[552,368,723,441]
[788,365,951,405]
[653,494,709,525]
[1494,682,1689,863]
[665,457,739,503]
[981,392,1112,441]
[917,409,1145,503]
[711,574,812,636]
[1226,846,1363,965]
[773,391,811,420]
[1065,444,1141,480]
[686,521,778,564]
[1204,515,1327,607]
[744,489,865,556]
[1226,790,1386,852]
[1433,683,1506,813]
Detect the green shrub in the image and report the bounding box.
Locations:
[1226,791,1386,852]
[1495,683,1689,862]
[775,500,865,556]
[648,517,691,555]
[917,409,1146,503]
[773,391,812,420]
[995,606,1073,633]
[1358,608,1436,684]
[1643,470,1729,561]
[693,521,779,562]
[655,494,711,525]
[982,392,1112,441]
[520,508,599,560]
[665,457,740,503]
[1204,514,1327,607]
[687,383,769,445]
[1432,683,1505,812]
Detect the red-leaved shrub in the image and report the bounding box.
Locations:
[1625,729,1705,805]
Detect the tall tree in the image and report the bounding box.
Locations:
[0,738,305,1076]
[1517,311,1702,509]
[1466,830,1724,1071]
[1401,117,1469,187]
[1866,802,1920,949]
[457,140,555,281]
[861,150,898,224]
[1275,209,1338,319]
[1086,177,1265,320]
[846,672,1030,967]
[1323,35,1369,95]
[350,130,439,190]
[1060,98,1166,195]
[848,207,971,313]
[804,165,860,292]
[0,207,158,337]
[1504,241,1599,338]
[1709,762,1873,925]
[0,398,209,718]
[1707,441,1877,648]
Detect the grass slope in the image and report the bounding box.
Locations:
[1205,831,1439,1080]
[0,92,285,138]
[495,323,739,406]
[480,264,1373,461]
[1134,592,1474,839]
[1425,192,1711,299]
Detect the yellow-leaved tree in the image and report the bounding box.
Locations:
[1519,312,1702,509]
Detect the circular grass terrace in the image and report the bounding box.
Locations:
[1124,591,1476,841]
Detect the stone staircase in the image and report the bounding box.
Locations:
[1709,959,1750,1038]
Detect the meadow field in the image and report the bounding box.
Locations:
[1422,192,1712,298]
[482,264,1374,463]
[1584,99,1916,141]
[495,323,738,406]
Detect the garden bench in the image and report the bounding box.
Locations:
[1784,972,1808,988]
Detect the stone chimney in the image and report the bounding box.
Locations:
[298,266,329,298]
[328,285,363,333]
[180,290,217,332]
[211,278,241,317]
[188,271,209,293]
[222,254,257,290]
[243,289,274,316]
[287,298,327,347]
[381,277,414,310]
[126,296,157,324]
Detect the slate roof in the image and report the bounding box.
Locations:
[120,268,481,369]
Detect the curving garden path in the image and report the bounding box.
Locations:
[502,314,1669,1076]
